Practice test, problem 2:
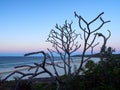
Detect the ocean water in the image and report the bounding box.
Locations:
[0,56,99,72]
[0,56,100,80]
[0,57,45,71]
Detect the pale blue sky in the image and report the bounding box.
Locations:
[0,0,120,56]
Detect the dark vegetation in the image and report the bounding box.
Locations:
[0,12,120,90]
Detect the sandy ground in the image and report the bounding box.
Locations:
[0,58,100,81]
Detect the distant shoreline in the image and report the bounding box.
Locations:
[0,57,100,81]
[72,53,120,57]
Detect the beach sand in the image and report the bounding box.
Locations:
[0,57,100,81]
[0,59,81,80]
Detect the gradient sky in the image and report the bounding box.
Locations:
[0,0,120,56]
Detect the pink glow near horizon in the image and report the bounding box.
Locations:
[0,43,50,53]
[0,0,120,56]
[0,45,119,56]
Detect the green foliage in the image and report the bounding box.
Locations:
[83,55,120,90]
[61,54,120,90]
[15,80,33,90]
[33,82,56,90]
[34,83,44,90]
[84,60,96,75]
[0,80,16,90]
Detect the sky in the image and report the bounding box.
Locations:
[0,0,120,56]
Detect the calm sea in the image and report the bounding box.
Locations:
[0,56,100,80]
[0,56,99,71]
[0,57,45,71]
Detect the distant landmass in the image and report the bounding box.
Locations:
[72,53,120,58]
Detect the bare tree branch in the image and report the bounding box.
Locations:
[47,20,81,80]
[74,11,111,75]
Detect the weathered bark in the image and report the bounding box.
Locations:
[47,20,81,80]
[74,12,110,75]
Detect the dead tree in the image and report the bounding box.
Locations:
[74,12,110,75]
[47,20,81,80]
[2,12,111,90]
[2,51,62,90]
[97,30,111,60]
